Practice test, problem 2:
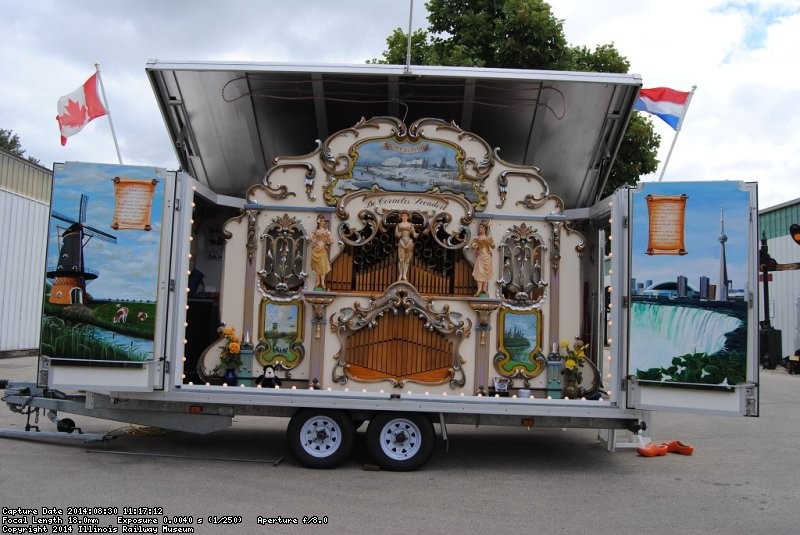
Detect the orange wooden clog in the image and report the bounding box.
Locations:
[637,442,668,457]
[663,440,694,455]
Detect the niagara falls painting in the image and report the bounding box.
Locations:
[629,181,751,387]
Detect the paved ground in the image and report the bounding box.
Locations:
[1,356,799,534]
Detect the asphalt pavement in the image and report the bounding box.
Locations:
[1,356,799,534]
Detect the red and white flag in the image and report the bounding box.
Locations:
[56,73,107,146]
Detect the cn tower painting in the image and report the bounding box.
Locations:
[628,181,753,387]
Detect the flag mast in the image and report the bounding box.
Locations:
[94,62,123,165]
[657,85,696,182]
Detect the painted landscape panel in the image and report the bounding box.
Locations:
[42,162,166,364]
[629,181,750,386]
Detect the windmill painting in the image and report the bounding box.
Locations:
[47,193,117,305]
[42,162,167,363]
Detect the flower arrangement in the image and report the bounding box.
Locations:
[216,326,242,371]
[559,339,588,383]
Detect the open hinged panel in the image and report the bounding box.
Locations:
[146,61,642,209]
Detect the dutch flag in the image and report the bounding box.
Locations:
[634,87,692,131]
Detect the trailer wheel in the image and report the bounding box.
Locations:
[366,413,435,471]
[287,409,355,469]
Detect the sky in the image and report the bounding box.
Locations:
[2,0,799,210]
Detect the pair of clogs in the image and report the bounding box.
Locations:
[637,440,694,457]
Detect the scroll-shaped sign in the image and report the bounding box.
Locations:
[645,193,688,255]
[111,177,158,230]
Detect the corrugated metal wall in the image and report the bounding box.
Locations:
[0,149,52,202]
[759,198,800,357]
[0,150,52,353]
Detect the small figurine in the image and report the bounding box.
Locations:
[395,211,418,282]
[255,365,282,388]
[471,221,495,296]
[309,215,332,290]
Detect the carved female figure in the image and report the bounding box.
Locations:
[309,216,332,289]
[395,211,418,281]
[471,221,495,296]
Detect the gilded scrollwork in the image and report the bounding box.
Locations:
[320,116,490,209]
[257,214,306,297]
[330,282,471,388]
[493,307,547,386]
[498,223,548,305]
[565,222,586,258]
[240,209,257,266]
[494,162,547,209]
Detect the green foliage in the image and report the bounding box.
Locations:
[636,351,747,386]
[40,315,149,363]
[44,300,156,339]
[565,43,630,73]
[0,128,41,165]
[602,114,661,197]
[371,0,661,192]
[368,28,437,65]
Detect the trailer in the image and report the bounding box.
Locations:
[1,62,759,470]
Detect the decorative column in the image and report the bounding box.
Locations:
[549,221,562,350]
[304,292,334,389]
[242,210,259,347]
[470,299,501,395]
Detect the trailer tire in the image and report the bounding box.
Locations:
[287,409,355,469]
[366,413,435,471]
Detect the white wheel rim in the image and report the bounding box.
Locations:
[378,418,423,461]
[299,416,342,458]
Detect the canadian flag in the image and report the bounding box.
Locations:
[56,73,107,146]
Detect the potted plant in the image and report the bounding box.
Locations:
[560,339,588,398]
[215,326,242,385]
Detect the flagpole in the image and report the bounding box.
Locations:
[95,62,123,165]
[658,85,696,182]
[404,0,414,74]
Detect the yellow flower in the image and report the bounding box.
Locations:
[560,340,570,348]
[228,342,241,354]
[564,358,577,370]
[223,327,235,336]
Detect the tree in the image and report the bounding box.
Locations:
[371,0,660,196]
[0,128,41,165]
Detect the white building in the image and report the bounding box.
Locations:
[0,149,51,356]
